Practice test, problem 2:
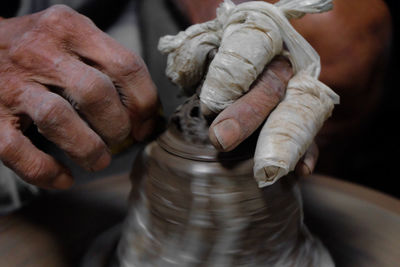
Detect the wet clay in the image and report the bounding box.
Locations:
[116,96,334,267]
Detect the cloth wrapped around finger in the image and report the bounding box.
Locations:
[158,0,339,187]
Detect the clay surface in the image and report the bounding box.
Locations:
[117,97,334,266]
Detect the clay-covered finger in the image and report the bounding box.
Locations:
[20,83,111,171]
[199,5,283,114]
[254,74,339,187]
[0,116,72,189]
[209,56,293,151]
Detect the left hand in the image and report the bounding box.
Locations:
[0,6,159,189]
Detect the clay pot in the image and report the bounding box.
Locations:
[116,96,333,266]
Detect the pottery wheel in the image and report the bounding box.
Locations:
[84,175,400,267]
[1,174,399,267]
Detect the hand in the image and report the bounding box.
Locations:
[172,0,391,177]
[159,2,323,179]
[0,5,159,189]
[208,56,318,177]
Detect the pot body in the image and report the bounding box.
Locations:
[117,138,333,267]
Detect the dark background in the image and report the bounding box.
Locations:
[348,0,400,197]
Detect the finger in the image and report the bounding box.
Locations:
[67,24,159,140]
[36,56,132,145]
[253,74,336,186]
[200,12,282,114]
[20,83,111,171]
[209,56,293,151]
[295,141,319,176]
[0,112,72,189]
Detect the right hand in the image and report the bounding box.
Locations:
[207,56,319,177]
[0,6,159,189]
[172,0,391,177]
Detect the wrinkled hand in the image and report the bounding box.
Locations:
[208,56,318,177]
[0,6,159,189]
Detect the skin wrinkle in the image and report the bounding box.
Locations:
[49,56,131,143]
[0,80,24,110]
[209,56,291,153]
[0,124,38,178]
[22,155,54,183]
[255,80,283,102]
[0,5,159,188]
[262,69,286,94]
[113,53,146,78]
[0,139,24,168]
[75,73,112,108]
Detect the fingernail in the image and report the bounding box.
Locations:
[91,150,111,171]
[212,119,241,151]
[52,173,74,189]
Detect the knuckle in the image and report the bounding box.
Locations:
[115,52,146,77]
[258,69,287,101]
[240,98,266,123]
[72,137,104,163]
[34,96,69,129]
[78,73,114,108]
[40,5,76,27]
[9,32,37,63]
[100,112,132,145]
[9,32,57,70]
[268,57,293,82]
[98,111,131,144]
[108,118,131,144]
